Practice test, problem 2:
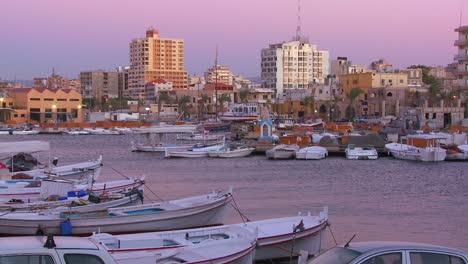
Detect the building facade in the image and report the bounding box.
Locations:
[79,70,119,101]
[128,28,188,99]
[204,65,233,85]
[454,26,468,110]
[8,88,83,123]
[261,40,329,98]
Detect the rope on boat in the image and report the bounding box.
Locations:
[108,165,163,202]
[229,193,250,223]
[327,222,338,245]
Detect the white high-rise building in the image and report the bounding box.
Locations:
[261,40,329,98]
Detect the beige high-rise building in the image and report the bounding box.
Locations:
[128,28,188,100]
[205,65,233,85]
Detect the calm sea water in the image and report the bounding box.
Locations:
[1,134,467,249]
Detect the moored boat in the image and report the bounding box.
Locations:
[444,144,468,161]
[345,144,378,160]
[165,141,225,158]
[208,146,255,158]
[385,134,447,162]
[266,144,300,159]
[0,190,232,235]
[296,146,328,160]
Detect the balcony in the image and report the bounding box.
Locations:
[455,26,468,32]
[454,39,468,46]
[454,54,468,61]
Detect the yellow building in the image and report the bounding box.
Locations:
[340,72,409,97]
[9,88,83,123]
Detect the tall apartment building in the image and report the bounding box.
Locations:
[261,40,329,98]
[204,65,233,85]
[128,28,188,100]
[79,70,119,100]
[117,66,130,98]
[33,75,70,89]
[454,25,468,99]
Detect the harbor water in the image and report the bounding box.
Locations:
[1,134,467,249]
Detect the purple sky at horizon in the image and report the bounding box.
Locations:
[1,0,466,80]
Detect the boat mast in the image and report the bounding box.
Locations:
[215,45,219,119]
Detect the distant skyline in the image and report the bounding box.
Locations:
[1,0,467,80]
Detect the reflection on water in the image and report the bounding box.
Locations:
[1,135,467,249]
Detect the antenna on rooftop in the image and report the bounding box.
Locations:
[295,0,302,41]
[460,7,463,27]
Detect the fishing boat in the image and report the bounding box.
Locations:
[63,129,91,135]
[176,133,223,141]
[0,177,145,203]
[92,207,328,261]
[0,190,232,235]
[385,134,447,162]
[85,128,122,135]
[444,144,468,161]
[0,141,103,180]
[0,186,144,214]
[345,144,378,160]
[218,103,259,122]
[133,124,200,134]
[208,146,255,158]
[0,233,256,264]
[165,141,225,158]
[265,144,300,160]
[295,146,328,160]
[131,142,194,152]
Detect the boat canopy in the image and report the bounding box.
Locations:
[0,141,50,154]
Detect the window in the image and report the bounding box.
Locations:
[410,252,465,264]
[64,254,104,264]
[30,98,41,101]
[44,98,54,101]
[70,99,79,102]
[361,252,402,264]
[20,114,25,118]
[57,99,67,101]
[45,108,52,118]
[0,255,55,264]
[386,92,393,97]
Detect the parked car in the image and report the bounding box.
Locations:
[306,241,468,264]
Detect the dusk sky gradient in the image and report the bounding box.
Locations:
[1,0,466,80]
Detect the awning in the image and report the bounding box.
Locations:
[0,141,50,154]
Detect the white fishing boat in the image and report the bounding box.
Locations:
[92,207,328,262]
[85,128,122,135]
[0,190,232,235]
[0,234,256,264]
[345,144,378,160]
[92,225,251,251]
[0,141,103,181]
[0,177,145,203]
[12,129,40,135]
[134,124,200,134]
[386,134,447,162]
[176,133,222,141]
[165,141,225,158]
[445,144,468,161]
[208,146,255,158]
[266,144,300,159]
[131,142,194,153]
[218,103,259,122]
[63,129,91,135]
[0,186,144,214]
[296,146,328,160]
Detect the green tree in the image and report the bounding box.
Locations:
[218,94,231,111]
[345,87,364,119]
[302,96,313,119]
[157,92,171,119]
[199,93,210,120]
[239,89,249,103]
[178,95,192,117]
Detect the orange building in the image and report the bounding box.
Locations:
[129,28,188,100]
[8,88,83,123]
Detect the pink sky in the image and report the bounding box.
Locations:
[0,0,465,80]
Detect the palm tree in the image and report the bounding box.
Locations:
[302,96,313,120]
[239,89,249,103]
[199,93,210,120]
[178,95,192,118]
[157,92,170,120]
[218,94,231,112]
[345,87,364,119]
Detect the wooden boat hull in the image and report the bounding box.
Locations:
[0,192,232,235]
[208,148,255,158]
